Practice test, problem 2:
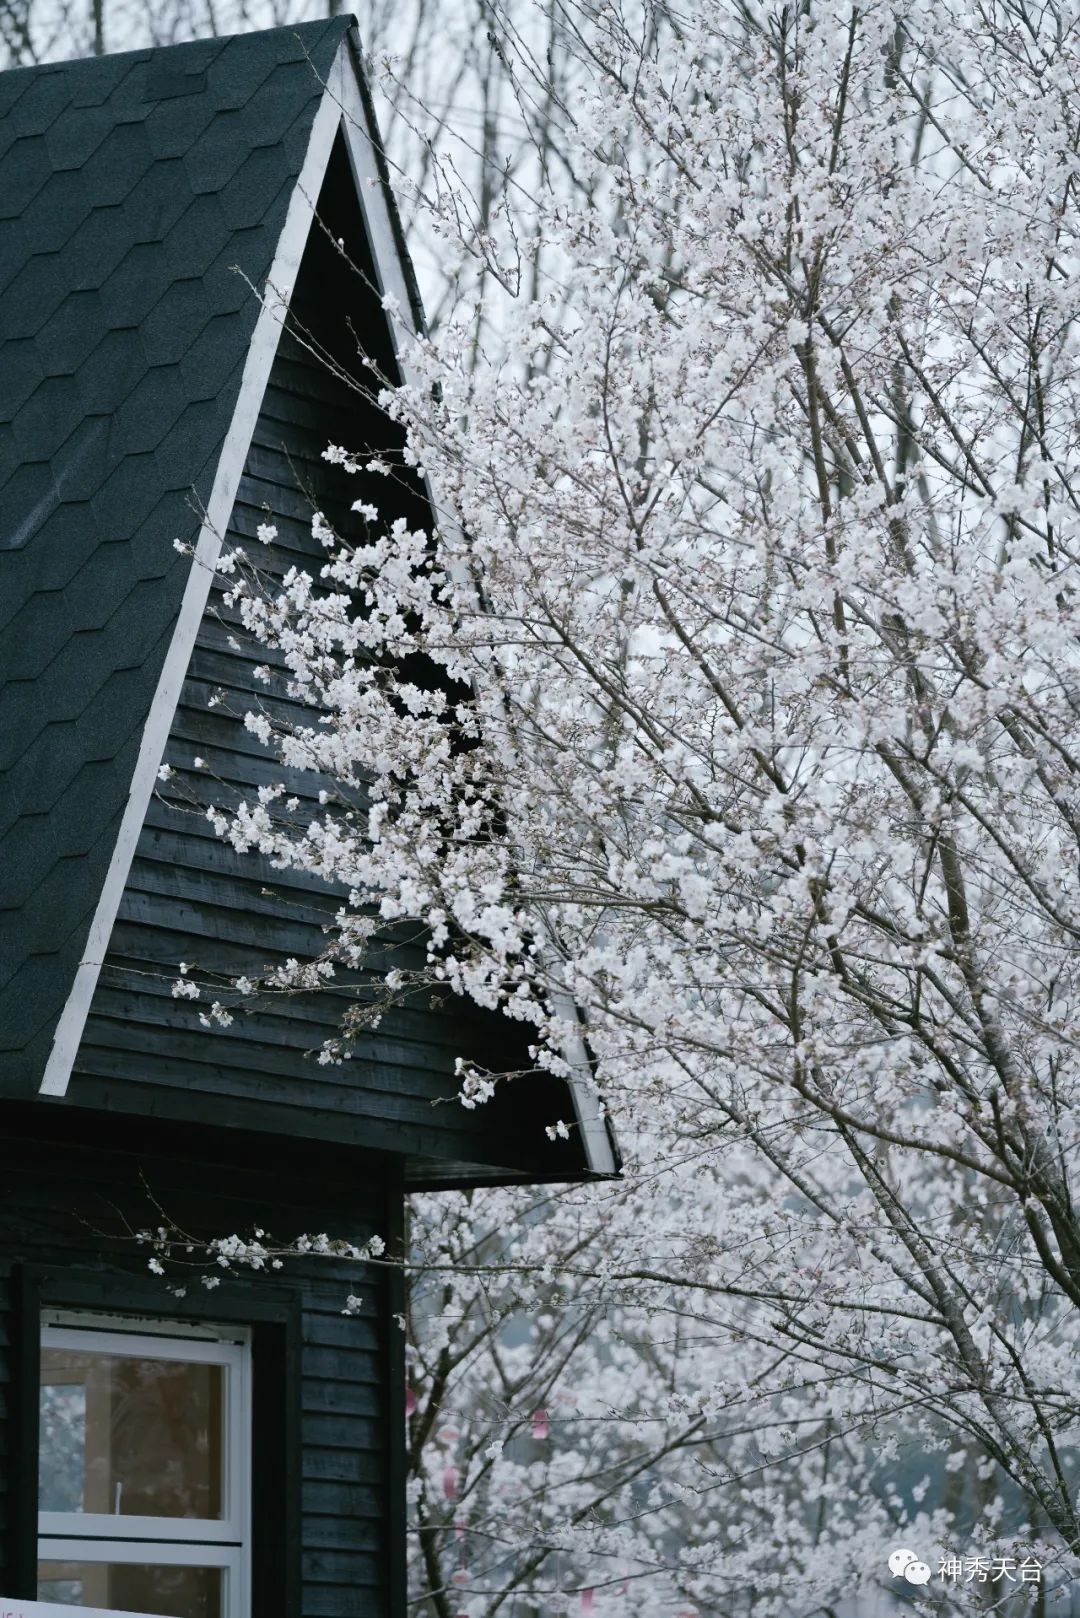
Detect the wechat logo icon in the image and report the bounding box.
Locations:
[889,1548,933,1585]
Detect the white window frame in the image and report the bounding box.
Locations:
[38,1312,251,1618]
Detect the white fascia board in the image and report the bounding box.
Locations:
[334,45,617,1178]
[331,43,423,374]
[38,81,346,1099]
[542,986,619,1177]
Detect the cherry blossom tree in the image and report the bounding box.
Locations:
[210,0,1080,1609]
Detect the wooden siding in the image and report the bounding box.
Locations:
[69,132,586,1187]
[0,1111,403,1617]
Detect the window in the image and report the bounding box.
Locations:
[37,1312,251,1618]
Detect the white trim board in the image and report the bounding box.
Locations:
[38,77,346,1098]
[335,42,617,1177]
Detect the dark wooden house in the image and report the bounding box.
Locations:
[0,20,616,1617]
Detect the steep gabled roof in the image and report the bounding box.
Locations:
[0,18,355,1076]
[0,21,618,1180]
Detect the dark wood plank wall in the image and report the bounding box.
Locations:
[70,133,584,1186]
[0,1117,403,1617]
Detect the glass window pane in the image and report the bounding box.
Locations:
[38,1560,222,1616]
[39,1381,86,1512]
[39,1347,224,1518]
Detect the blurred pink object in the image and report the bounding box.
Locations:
[531,1408,550,1440]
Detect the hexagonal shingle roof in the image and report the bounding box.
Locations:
[0,16,362,1092]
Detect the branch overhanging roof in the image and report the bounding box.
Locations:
[0,21,618,1180]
